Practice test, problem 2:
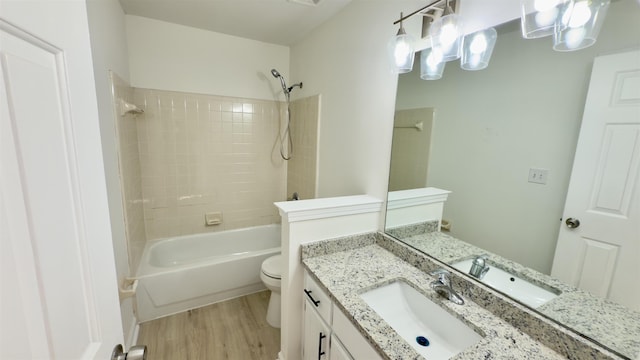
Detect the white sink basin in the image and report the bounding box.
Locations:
[360,281,483,359]
[452,259,559,308]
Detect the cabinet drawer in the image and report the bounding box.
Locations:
[304,272,332,324]
[332,304,383,360]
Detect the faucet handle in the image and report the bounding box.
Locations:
[429,268,451,284]
[429,268,451,276]
[470,255,491,279]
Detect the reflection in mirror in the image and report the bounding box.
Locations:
[389,108,434,191]
[384,1,640,359]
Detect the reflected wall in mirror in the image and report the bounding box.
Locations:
[385,1,640,359]
[389,108,434,191]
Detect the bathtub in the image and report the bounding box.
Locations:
[135,224,281,322]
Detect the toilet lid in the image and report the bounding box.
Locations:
[262,255,282,279]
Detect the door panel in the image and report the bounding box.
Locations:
[551,49,640,312]
[0,12,123,359]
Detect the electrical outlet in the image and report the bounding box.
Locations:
[528,168,549,185]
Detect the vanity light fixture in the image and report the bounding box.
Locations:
[460,27,497,71]
[553,0,611,51]
[430,0,463,62]
[420,45,446,80]
[388,12,416,74]
[520,0,571,39]
[520,0,611,51]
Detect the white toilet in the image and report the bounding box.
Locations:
[260,254,282,328]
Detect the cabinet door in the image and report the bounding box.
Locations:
[303,300,330,360]
[329,334,353,360]
[332,304,383,359]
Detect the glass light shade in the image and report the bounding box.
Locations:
[387,29,416,74]
[520,0,571,39]
[420,47,446,80]
[461,27,498,71]
[553,0,610,51]
[430,13,463,62]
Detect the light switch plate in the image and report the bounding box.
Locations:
[528,168,549,185]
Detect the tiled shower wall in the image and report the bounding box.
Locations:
[133,88,287,240]
[111,73,147,273]
[287,95,319,200]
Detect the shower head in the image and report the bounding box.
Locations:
[270,68,288,94]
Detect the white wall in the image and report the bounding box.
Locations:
[395,0,640,273]
[290,1,425,207]
[125,16,290,101]
[275,196,382,360]
[85,0,137,347]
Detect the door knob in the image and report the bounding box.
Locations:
[565,218,580,229]
[112,344,147,360]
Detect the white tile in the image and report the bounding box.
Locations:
[134,90,289,241]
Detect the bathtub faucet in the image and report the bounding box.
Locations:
[289,192,299,201]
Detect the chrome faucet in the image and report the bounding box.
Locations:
[469,255,490,280]
[429,269,464,305]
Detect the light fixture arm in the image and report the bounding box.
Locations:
[393,0,449,25]
[443,0,454,16]
[397,12,407,35]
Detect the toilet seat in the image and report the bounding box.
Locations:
[261,255,282,279]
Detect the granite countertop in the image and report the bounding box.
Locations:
[302,243,567,360]
[398,231,640,358]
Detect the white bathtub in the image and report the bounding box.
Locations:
[135,224,281,322]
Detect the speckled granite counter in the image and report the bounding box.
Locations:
[398,231,640,359]
[301,232,627,360]
[303,244,565,359]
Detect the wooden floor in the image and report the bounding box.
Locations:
[136,291,281,360]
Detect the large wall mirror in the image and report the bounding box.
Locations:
[384,1,640,359]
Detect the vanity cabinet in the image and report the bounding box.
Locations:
[328,334,351,360]
[303,299,330,360]
[303,271,382,360]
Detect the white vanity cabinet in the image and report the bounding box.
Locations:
[303,271,382,360]
[329,334,352,360]
[303,299,330,360]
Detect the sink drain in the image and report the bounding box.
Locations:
[416,336,430,347]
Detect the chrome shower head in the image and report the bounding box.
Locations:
[271,68,288,94]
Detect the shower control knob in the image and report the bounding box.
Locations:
[565,218,580,229]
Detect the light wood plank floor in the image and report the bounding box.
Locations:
[136,291,280,360]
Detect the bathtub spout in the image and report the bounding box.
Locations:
[289,192,299,201]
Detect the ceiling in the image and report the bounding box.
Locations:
[118,0,352,46]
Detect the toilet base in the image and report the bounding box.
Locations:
[266,290,281,328]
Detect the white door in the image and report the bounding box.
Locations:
[1,3,124,359]
[551,49,640,312]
